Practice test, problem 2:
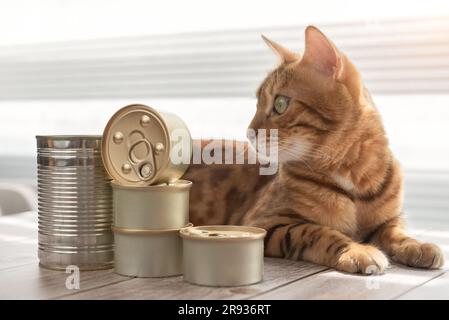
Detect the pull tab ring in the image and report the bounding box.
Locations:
[128,138,156,181]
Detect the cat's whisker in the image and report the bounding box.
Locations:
[277,147,321,172]
[278,141,333,162]
[284,137,335,154]
[279,151,315,171]
[282,139,334,160]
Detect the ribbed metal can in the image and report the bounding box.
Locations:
[36,135,114,270]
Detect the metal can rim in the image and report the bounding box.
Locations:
[36,135,102,140]
[110,179,192,191]
[180,225,267,241]
[112,223,193,235]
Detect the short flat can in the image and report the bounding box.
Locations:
[113,225,187,278]
[180,225,266,287]
[111,179,191,230]
[102,104,192,186]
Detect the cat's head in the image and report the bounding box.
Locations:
[248,26,372,167]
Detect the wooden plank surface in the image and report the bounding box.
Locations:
[0,243,36,271]
[0,211,134,299]
[0,211,38,270]
[1,211,448,299]
[253,264,445,300]
[0,263,132,300]
[63,259,326,300]
[254,226,449,300]
[398,270,449,299]
[0,211,328,300]
[397,227,449,299]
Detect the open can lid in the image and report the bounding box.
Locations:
[180,225,267,241]
[101,104,171,186]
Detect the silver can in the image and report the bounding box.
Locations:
[113,226,186,278]
[112,180,191,230]
[180,225,266,287]
[36,135,114,270]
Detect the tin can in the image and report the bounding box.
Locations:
[112,180,191,230]
[101,104,192,186]
[180,225,266,287]
[113,225,188,278]
[36,135,114,270]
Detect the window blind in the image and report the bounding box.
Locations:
[0,16,448,99]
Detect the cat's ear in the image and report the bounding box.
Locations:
[261,35,299,64]
[302,26,344,80]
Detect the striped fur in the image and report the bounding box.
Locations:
[183,26,444,274]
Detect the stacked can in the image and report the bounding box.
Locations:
[36,135,114,271]
[101,104,192,277]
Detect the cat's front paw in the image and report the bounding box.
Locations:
[335,243,389,275]
[392,241,445,269]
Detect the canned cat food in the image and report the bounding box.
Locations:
[113,225,188,278]
[180,225,266,287]
[102,104,192,186]
[112,180,191,230]
[36,135,113,270]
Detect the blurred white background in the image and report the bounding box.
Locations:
[0,0,448,218]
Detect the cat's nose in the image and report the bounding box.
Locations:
[248,112,265,136]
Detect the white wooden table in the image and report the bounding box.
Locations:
[0,211,448,300]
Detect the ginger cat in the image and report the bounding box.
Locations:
[184,26,444,274]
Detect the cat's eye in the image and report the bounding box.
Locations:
[273,95,290,114]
